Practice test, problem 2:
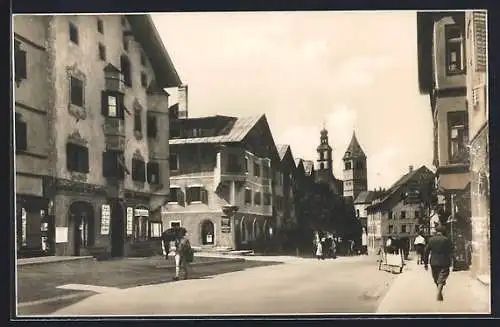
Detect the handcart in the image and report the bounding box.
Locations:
[378,249,404,274]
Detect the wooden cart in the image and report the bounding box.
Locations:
[378,249,404,274]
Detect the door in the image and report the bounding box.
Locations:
[201,220,215,245]
[110,201,125,257]
[69,201,94,256]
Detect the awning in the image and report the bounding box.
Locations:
[437,173,470,193]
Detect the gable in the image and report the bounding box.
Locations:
[242,115,280,164]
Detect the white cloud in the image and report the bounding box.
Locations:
[368,145,402,189]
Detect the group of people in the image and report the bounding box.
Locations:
[313,233,337,260]
[161,228,194,281]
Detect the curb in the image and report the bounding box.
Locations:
[155,257,245,269]
[17,291,96,310]
[17,256,95,267]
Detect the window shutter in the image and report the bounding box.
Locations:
[15,49,27,81]
[186,188,191,205]
[101,91,108,116]
[102,151,112,177]
[201,189,208,204]
[82,147,89,173]
[473,12,487,72]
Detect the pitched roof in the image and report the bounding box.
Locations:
[294,158,302,167]
[343,132,366,159]
[354,191,375,204]
[276,144,290,161]
[367,165,434,210]
[303,160,314,176]
[169,114,264,145]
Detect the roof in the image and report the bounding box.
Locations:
[354,191,375,204]
[169,114,264,145]
[276,144,290,161]
[343,132,366,160]
[294,158,302,167]
[367,165,434,211]
[126,15,181,88]
[303,160,314,176]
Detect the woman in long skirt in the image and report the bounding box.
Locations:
[316,240,323,260]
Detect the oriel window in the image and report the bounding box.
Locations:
[101,91,124,119]
[448,111,468,163]
[445,25,465,75]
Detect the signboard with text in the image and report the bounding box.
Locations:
[126,207,133,236]
[100,205,110,235]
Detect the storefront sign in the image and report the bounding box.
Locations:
[134,208,149,217]
[21,208,27,246]
[100,204,111,235]
[221,216,231,233]
[150,222,162,238]
[126,207,133,236]
[56,227,68,243]
[206,234,213,243]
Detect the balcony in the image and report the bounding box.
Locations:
[103,118,126,151]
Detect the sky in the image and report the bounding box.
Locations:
[152,11,434,190]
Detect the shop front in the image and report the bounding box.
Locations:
[16,195,52,258]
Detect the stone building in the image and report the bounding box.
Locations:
[417,11,489,283]
[14,14,181,257]
[366,166,435,253]
[165,113,280,250]
[343,132,368,202]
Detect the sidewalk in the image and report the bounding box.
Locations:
[376,260,491,314]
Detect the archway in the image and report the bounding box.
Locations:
[69,201,94,256]
[201,220,215,245]
[110,201,125,257]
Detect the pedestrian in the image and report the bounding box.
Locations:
[320,237,327,259]
[361,228,368,255]
[385,237,393,254]
[173,229,194,281]
[350,240,356,256]
[423,225,453,301]
[414,232,426,265]
[315,238,323,260]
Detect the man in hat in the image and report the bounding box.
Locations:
[423,225,453,301]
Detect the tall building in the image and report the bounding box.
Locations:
[14,14,182,258]
[342,132,368,201]
[417,11,489,283]
[315,128,343,195]
[165,114,279,250]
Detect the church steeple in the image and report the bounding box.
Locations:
[343,131,368,201]
[317,127,333,171]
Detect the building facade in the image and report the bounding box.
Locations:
[276,145,298,249]
[14,14,181,257]
[366,166,435,253]
[164,114,279,251]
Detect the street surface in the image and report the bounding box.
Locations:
[44,254,396,316]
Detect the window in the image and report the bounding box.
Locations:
[170,221,181,228]
[355,161,363,169]
[319,152,324,160]
[448,111,468,163]
[356,209,360,217]
[254,192,262,205]
[388,211,393,219]
[140,51,146,66]
[120,55,132,87]
[134,110,142,134]
[133,215,149,241]
[70,76,84,107]
[244,188,252,204]
[263,193,272,206]
[244,157,249,173]
[97,18,104,34]
[227,154,241,173]
[401,224,407,233]
[102,150,125,179]
[101,91,124,118]
[147,114,157,138]
[69,22,79,44]
[14,41,27,84]
[388,225,394,234]
[66,143,89,173]
[131,158,146,182]
[98,43,106,61]
[147,162,160,184]
[263,165,270,179]
[15,115,27,151]
[187,187,202,203]
[445,25,465,75]
[170,127,180,138]
[169,154,179,171]
[123,34,129,51]
[141,72,148,88]
[320,163,324,170]
[253,163,261,177]
[415,211,420,219]
[400,211,406,219]
[344,162,352,170]
[169,188,180,203]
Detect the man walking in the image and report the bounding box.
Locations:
[423,225,453,301]
[173,229,193,281]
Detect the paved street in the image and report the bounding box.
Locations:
[17,256,279,316]
[44,254,395,316]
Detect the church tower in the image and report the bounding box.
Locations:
[343,131,368,201]
[315,127,334,184]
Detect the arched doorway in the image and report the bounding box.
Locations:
[110,201,125,257]
[69,201,94,256]
[201,220,215,245]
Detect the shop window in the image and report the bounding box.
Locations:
[15,114,27,151]
[69,22,79,45]
[131,158,146,182]
[445,25,465,75]
[70,76,84,107]
[448,111,468,164]
[101,91,124,118]
[253,163,261,177]
[140,72,148,88]
[103,150,126,179]
[98,43,106,61]
[244,188,252,204]
[146,114,158,138]
[120,55,132,87]
[263,193,272,206]
[97,18,104,34]
[66,143,89,173]
[14,40,27,86]
[254,192,262,205]
[146,161,160,184]
[345,162,352,170]
[169,154,179,171]
[134,110,142,134]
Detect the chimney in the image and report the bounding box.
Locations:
[409,165,414,172]
[177,84,188,119]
